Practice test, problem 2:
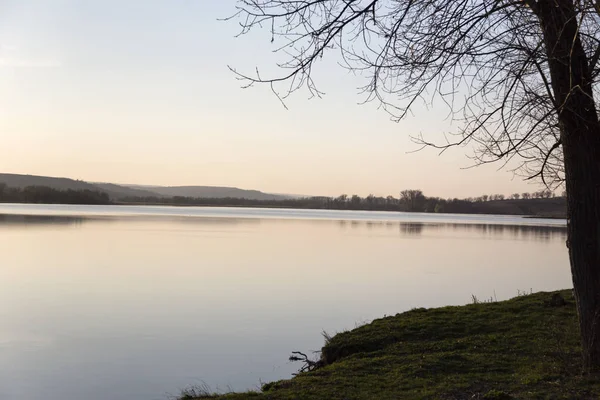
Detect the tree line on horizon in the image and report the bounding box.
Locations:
[0,183,110,205]
[0,182,565,216]
[121,188,566,215]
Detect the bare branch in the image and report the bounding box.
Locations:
[226,0,600,186]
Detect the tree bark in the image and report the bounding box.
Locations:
[536,0,600,372]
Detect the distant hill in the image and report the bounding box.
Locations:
[0,173,290,201]
[133,185,290,201]
[91,183,164,199]
[0,173,98,191]
[0,174,161,200]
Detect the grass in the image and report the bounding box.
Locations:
[179,290,600,399]
[177,384,216,399]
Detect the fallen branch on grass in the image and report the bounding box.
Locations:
[289,351,324,375]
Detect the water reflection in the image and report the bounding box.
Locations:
[0,214,85,227]
[0,206,570,400]
[456,223,567,241]
[0,212,566,242]
[400,222,424,235]
[0,213,261,228]
[335,220,566,241]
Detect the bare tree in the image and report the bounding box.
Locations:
[400,189,425,211]
[337,194,347,201]
[228,0,600,371]
[542,189,554,198]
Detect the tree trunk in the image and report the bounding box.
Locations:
[536,0,600,372]
[564,120,600,372]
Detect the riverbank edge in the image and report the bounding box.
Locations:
[178,289,600,400]
[116,201,567,219]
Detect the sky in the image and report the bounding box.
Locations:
[0,0,546,198]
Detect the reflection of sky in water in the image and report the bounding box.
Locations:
[0,208,566,242]
[0,205,570,400]
[0,203,566,226]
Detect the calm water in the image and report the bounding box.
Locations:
[0,204,569,400]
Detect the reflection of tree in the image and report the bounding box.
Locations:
[446,223,567,241]
[1,212,566,244]
[399,223,424,236]
[335,219,566,242]
[0,214,85,227]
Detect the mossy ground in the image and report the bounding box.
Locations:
[180,290,600,399]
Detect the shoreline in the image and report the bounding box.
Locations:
[0,201,567,220]
[178,290,598,400]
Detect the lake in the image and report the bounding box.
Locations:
[0,204,570,400]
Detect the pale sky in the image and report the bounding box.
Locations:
[0,0,545,198]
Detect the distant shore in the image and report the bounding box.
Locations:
[114,199,567,219]
[524,215,566,220]
[0,179,567,219]
[0,200,567,220]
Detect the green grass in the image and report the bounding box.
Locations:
[180,290,600,399]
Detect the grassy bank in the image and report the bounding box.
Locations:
[179,290,600,400]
